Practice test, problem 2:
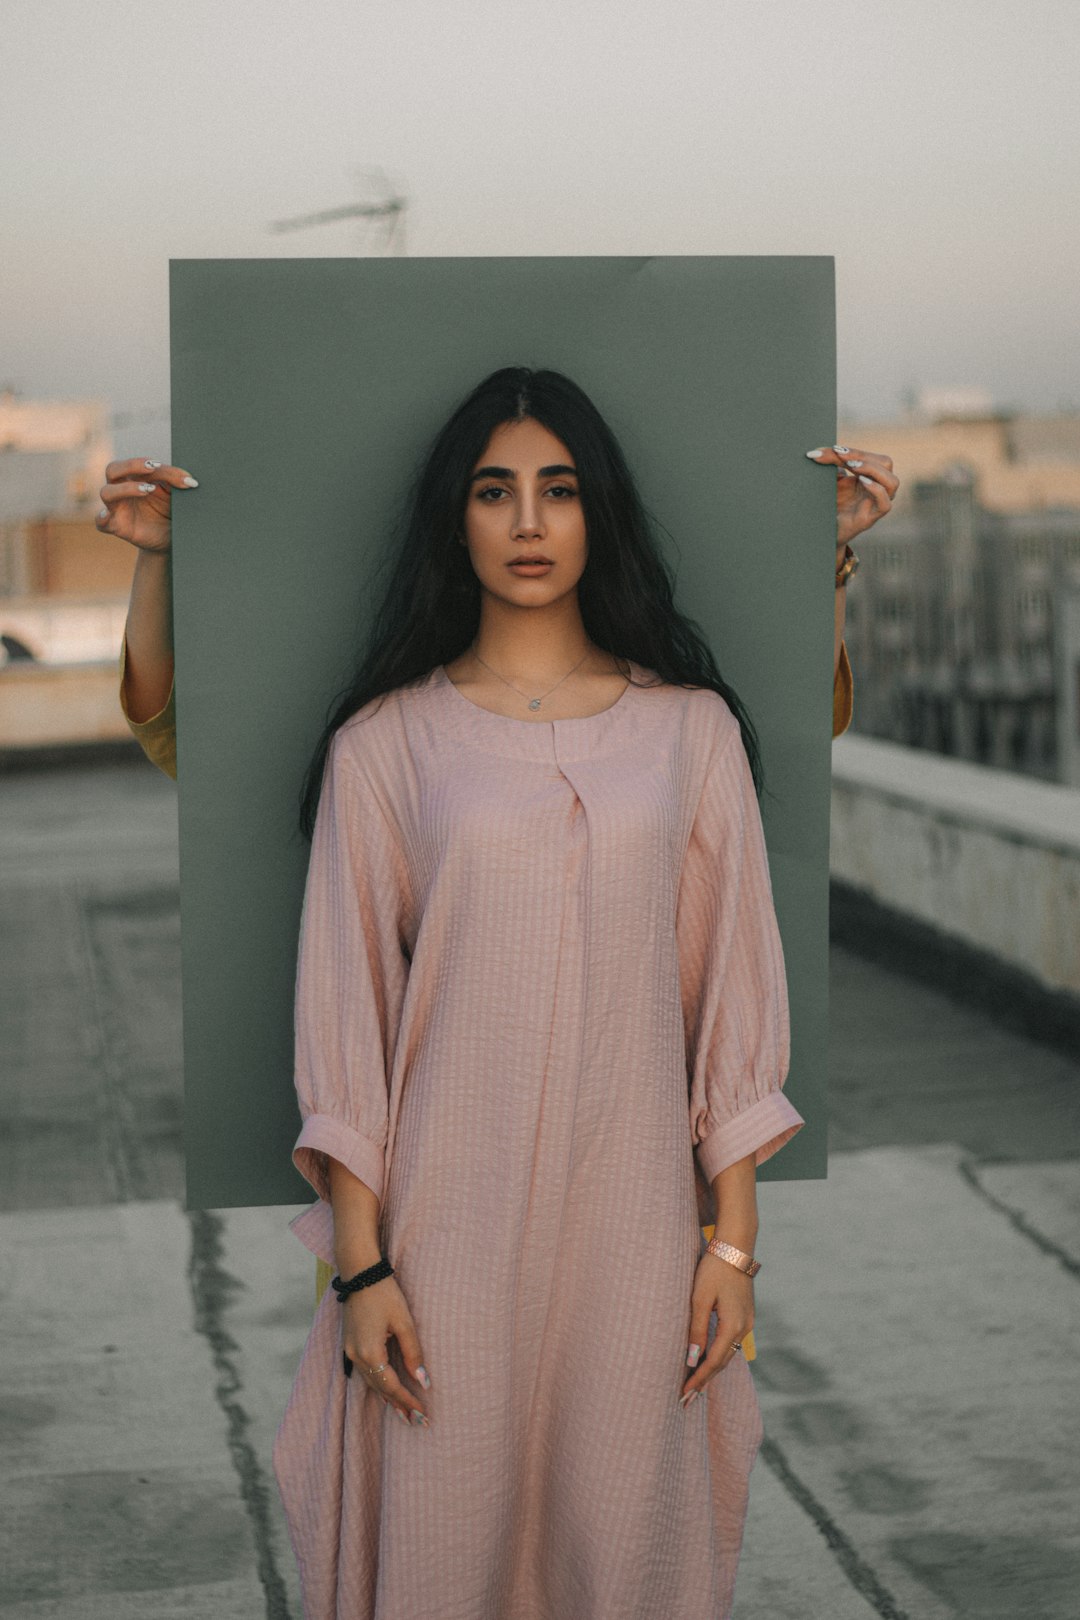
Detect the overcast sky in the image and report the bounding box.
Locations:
[4,0,1078,455]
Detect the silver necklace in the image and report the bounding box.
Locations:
[469,645,592,710]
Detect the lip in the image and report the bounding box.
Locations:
[507,558,553,569]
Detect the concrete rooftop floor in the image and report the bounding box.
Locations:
[1,756,1077,1620]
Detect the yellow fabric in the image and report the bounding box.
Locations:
[118,637,854,1351]
[833,638,853,738]
[118,632,177,780]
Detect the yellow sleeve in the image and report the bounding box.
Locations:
[832,639,853,738]
[118,632,177,781]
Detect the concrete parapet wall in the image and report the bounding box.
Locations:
[830,733,1080,998]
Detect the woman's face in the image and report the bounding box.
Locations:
[460,416,587,605]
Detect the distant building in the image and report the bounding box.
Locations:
[838,395,1080,783]
[0,388,132,636]
[0,390,135,750]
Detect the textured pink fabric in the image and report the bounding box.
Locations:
[272,659,805,1620]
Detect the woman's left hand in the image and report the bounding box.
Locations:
[808,444,901,549]
[679,1255,755,1406]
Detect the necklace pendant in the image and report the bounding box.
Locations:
[528,697,541,710]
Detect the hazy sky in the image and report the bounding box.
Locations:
[4,0,1078,455]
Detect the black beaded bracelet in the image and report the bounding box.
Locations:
[330,1256,395,1302]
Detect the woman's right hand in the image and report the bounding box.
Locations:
[343,1276,432,1428]
[96,458,199,554]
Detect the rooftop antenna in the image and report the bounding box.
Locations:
[268,167,408,255]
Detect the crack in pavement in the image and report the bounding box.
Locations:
[758,1434,912,1620]
[959,1156,1080,1281]
[186,1208,294,1620]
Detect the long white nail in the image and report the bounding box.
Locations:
[679,1389,699,1407]
[145,459,162,469]
[805,449,827,459]
[857,474,876,488]
[686,1344,702,1367]
[137,482,156,493]
[182,475,199,487]
[416,1365,431,1389]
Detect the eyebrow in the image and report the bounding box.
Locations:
[469,463,577,482]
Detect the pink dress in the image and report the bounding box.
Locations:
[272,658,804,1620]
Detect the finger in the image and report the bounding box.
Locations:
[392,1311,432,1391]
[841,453,900,499]
[105,457,198,487]
[854,471,894,517]
[99,479,170,507]
[685,1300,711,1375]
[805,446,857,478]
[679,1339,723,1404]
[680,1314,753,1403]
[355,1343,430,1426]
[842,446,895,473]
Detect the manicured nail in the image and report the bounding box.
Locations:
[144,459,162,469]
[416,1365,431,1389]
[137,482,156,494]
[98,508,109,523]
[686,1344,702,1367]
[805,448,827,459]
[679,1389,699,1408]
[410,1409,429,1427]
[395,1407,409,1425]
[844,459,863,469]
[857,474,876,488]
[833,444,851,455]
[182,475,199,487]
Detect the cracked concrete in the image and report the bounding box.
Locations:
[1,757,1077,1618]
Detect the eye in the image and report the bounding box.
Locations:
[546,483,578,499]
[475,485,507,502]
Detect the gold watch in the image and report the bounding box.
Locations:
[835,544,860,588]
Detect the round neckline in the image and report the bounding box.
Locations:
[436,659,639,726]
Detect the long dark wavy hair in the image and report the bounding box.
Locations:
[298,366,763,839]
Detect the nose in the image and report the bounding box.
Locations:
[512,490,542,538]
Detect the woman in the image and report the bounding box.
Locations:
[100,368,897,1619]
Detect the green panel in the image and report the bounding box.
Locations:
[170,256,836,1209]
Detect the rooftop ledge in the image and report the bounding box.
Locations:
[831,732,1080,859]
[829,733,1080,1003]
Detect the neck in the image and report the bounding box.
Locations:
[470,593,597,684]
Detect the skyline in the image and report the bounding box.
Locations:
[4,0,1079,455]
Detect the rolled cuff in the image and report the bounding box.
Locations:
[292,1112,386,1206]
[693,1089,806,1186]
[118,634,177,779]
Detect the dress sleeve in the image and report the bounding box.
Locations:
[678,719,805,1192]
[118,632,177,780]
[291,727,412,1208]
[832,639,853,738]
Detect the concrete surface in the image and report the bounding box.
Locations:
[830,732,1080,996]
[2,757,1078,1619]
